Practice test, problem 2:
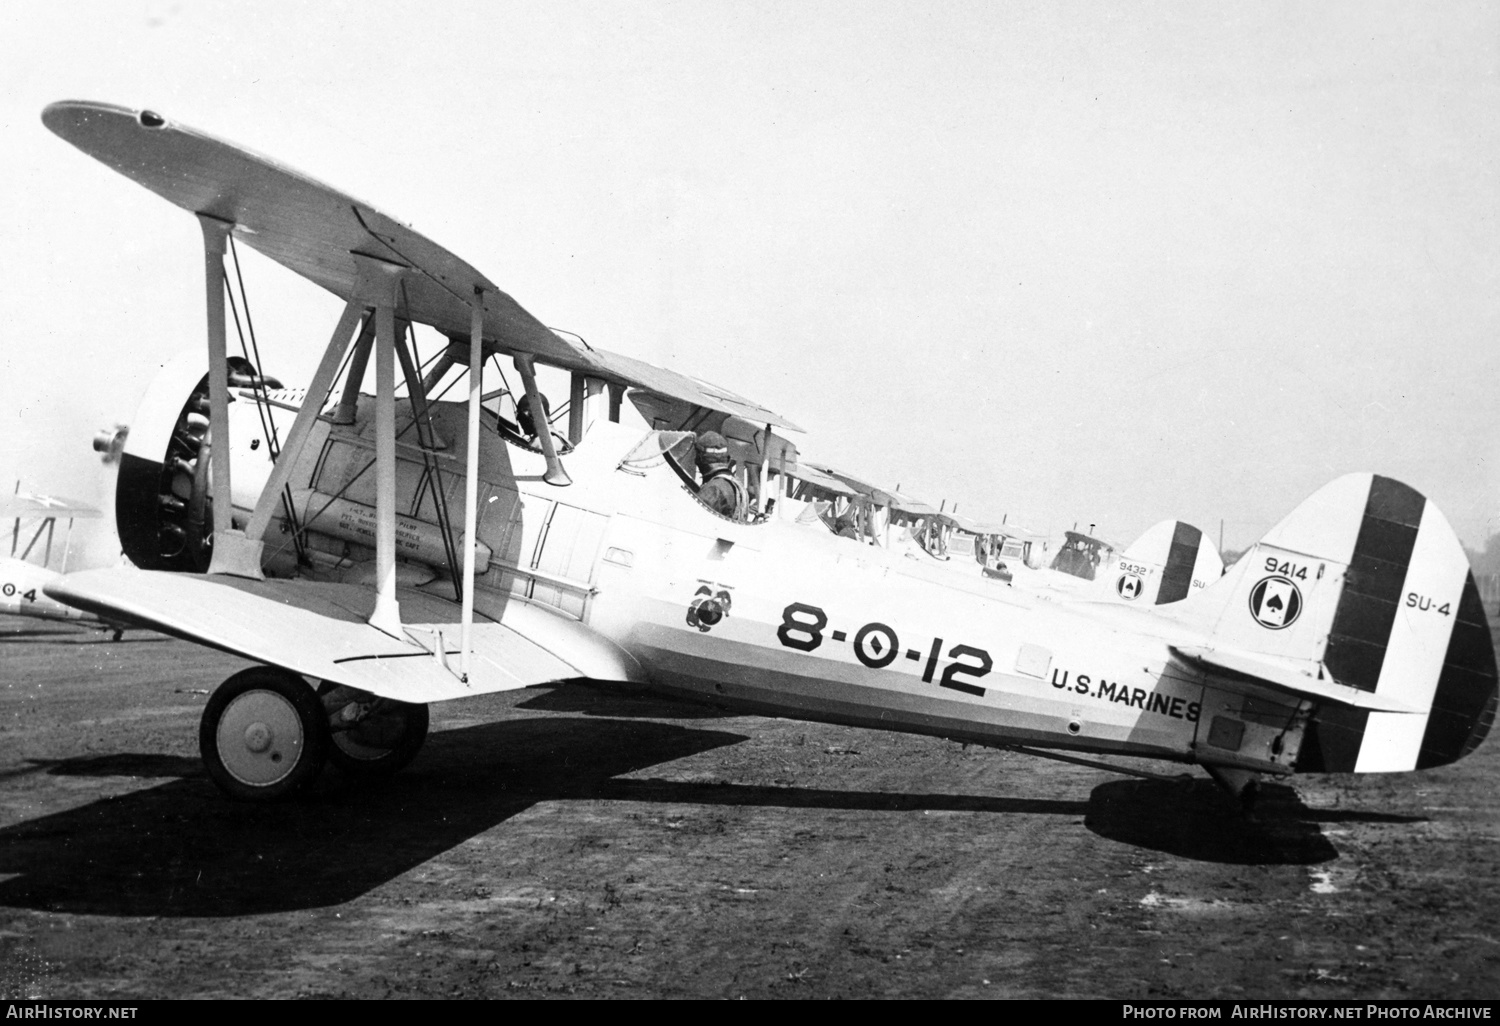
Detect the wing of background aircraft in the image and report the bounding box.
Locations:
[785,463,859,499]
[885,489,941,520]
[588,349,801,433]
[800,462,898,508]
[0,492,101,521]
[788,466,1006,562]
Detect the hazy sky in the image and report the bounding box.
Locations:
[2,1,1496,568]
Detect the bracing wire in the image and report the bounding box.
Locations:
[221,256,307,565]
[228,237,280,455]
[268,340,478,569]
[403,319,463,598]
[393,281,462,597]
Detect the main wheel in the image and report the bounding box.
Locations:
[319,684,429,779]
[200,667,329,801]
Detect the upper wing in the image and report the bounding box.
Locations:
[800,462,898,506]
[885,490,942,519]
[42,101,577,366]
[46,568,643,703]
[42,100,803,433]
[786,463,860,498]
[0,493,101,519]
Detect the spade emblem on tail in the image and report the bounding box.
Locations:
[1249,576,1302,629]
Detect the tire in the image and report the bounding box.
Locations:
[319,683,429,779]
[200,667,329,801]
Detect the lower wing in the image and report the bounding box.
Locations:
[46,568,643,702]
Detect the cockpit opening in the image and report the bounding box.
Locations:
[1049,531,1113,581]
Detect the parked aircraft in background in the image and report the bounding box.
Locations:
[1,490,125,637]
[38,101,1497,812]
[1021,521,1225,606]
[777,466,1220,612]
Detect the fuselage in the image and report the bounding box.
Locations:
[1,558,95,624]
[135,390,1305,777]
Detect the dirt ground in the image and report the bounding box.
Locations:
[0,613,1496,1000]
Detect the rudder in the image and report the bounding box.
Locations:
[1123,520,1225,604]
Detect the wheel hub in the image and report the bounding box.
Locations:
[243,721,272,753]
[216,688,303,786]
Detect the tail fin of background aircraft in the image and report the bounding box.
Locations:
[1122,520,1224,604]
[1176,474,1497,772]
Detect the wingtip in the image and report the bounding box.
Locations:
[40,100,80,134]
[41,100,164,141]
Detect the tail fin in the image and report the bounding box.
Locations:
[1180,474,1496,772]
[1122,520,1225,604]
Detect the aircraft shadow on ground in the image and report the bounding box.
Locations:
[0,631,171,645]
[1084,777,1424,865]
[517,680,734,719]
[0,754,201,784]
[0,715,1099,919]
[0,717,747,918]
[592,778,1089,818]
[0,714,1417,915]
[0,628,77,640]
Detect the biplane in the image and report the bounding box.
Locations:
[1,489,126,637]
[1024,521,1225,606]
[40,101,1497,808]
[778,465,994,567]
[778,464,1219,610]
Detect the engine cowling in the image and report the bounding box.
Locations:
[114,352,280,572]
[113,351,494,585]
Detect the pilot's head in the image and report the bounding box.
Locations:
[696,431,731,475]
[516,392,551,437]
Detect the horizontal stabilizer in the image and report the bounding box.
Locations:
[1171,645,1422,714]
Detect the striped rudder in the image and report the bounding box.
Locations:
[1120,520,1225,605]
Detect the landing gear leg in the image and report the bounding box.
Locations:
[1205,765,1262,816]
[200,667,329,801]
[319,684,429,779]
